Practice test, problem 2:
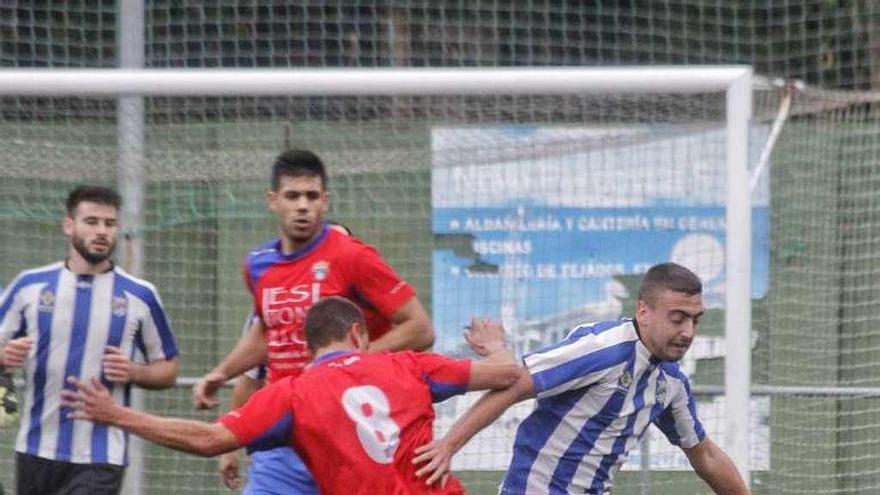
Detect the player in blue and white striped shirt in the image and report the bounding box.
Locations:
[416,263,749,494]
[0,186,179,495]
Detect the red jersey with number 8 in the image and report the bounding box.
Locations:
[219,350,470,494]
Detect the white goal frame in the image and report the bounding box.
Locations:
[0,66,754,485]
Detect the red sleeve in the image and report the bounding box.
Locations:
[217,377,295,451]
[346,243,415,318]
[407,351,472,403]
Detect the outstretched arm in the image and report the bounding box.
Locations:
[63,377,240,457]
[463,318,519,391]
[218,373,264,489]
[193,318,268,409]
[683,438,751,495]
[414,367,535,485]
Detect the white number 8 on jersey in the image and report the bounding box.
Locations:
[341,385,401,463]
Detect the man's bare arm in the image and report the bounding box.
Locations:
[463,319,519,391]
[193,318,268,409]
[367,297,434,352]
[684,437,751,495]
[218,374,265,489]
[414,364,535,485]
[64,377,240,457]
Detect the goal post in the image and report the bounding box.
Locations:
[0,66,754,489]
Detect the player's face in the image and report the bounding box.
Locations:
[636,289,703,362]
[63,201,119,265]
[268,175,329,248]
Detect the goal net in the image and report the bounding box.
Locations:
[0,67,761,495]
[1,5,880,492]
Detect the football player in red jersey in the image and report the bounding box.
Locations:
[193,150,434,493]
[63,297,519,494]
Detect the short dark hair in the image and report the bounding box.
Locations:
[304,296,365,352]
[66,185,122,216]
[638,262,702,304]
[271,149,327,191]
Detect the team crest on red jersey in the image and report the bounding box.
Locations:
[312,261,330,281]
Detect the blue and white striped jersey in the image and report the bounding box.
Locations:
[0,262,179,466]
[502,318,705,494]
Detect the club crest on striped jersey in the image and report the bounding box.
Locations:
[617,370,633,392]
[312,261,330,281]
[38,290,55,312]
[655,379,668,406]
[111,296,128,317]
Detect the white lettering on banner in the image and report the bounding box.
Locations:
[463,215,563,232]
[473,239,533,255]
[559,263,626,278]
[676,215,725,232]
[463,262,627,279]
[577,215,651,231]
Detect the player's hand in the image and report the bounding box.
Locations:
[60,376,123,424]
[2,337,34,369]
[413,438,453,488]
[218,451,241,489]
[103,346,133,384]
[193,371,227,410]
[464,318,506,356]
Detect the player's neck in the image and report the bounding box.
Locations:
[313,342,358,360]
[66,251,113,275]
[279,230,322,255]
[632,316,658,357]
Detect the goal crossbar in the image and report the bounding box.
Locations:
[0,66,751,96]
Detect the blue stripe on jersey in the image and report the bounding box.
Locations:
[56,275,95,461]
[664,364,706,442]
[551,353,637,492]
[654,407,680,445]
[0,276,29,340]
[246,412,294,454]
[25,268,61,454]
[0,272,33,317]
[93,276,131,464]
[590,366,654,493]
[424,376,466,403]
[530,340,634,396]
[247,225,329,289]
[566,319,629,341]
[649,373,668,422]
[115,275,178,359]
[504,386,591,493]
[527,320,624,359]
[13,317,27,339]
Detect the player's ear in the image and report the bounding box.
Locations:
[62,214,74,237]
[349,322,368,351]
[320,191,330,215]
[266,189,278,212]
[636,299,651,325]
